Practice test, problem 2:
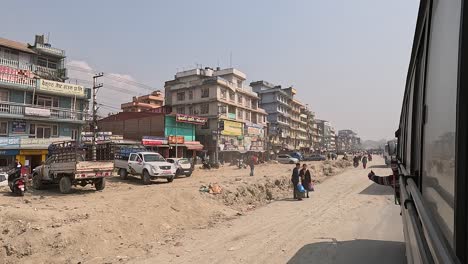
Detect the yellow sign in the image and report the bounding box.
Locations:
[39,79,85,96]
[221,120,243,136]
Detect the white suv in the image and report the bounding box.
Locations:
[276,154,299,164]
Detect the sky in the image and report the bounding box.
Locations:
[1,0,419,141]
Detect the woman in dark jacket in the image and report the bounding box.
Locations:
[300,164,312,198]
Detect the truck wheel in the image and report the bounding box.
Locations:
[32,174,43,190]
[186,173,192,177]
[95,178,106,191]
[59,176,72,194]
[142,170,151,185]
[119,169,128,180]
[167,176,174,183]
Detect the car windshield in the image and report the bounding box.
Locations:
[178,159,190,164]
[143,154,166,162]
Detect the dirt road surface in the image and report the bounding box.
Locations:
[139,156,405,264]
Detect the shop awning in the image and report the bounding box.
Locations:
[186,144,203,150]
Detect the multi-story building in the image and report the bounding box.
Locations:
[121,90,164,112]
[252,81,316,153]
[251,81,295,151]
[165,67,268,161]
[336,129,361,153]
[315,119,336,152]
[0,35,89,171]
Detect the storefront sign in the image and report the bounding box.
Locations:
[175,114,207,125]
[0,137,20,147]
[168,136,184,144]
[0,149,19,156]
[221,120,242,136]
[39,79,85,96]
[25,107,51,117]
[81,132,121,143]
[12,121,26,133]
[20,137,70,149]
[142,136,168,146]
[227,113,236,119]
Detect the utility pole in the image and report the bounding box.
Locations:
[92,73,104,161]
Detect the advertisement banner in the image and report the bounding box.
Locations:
[11,121,26,133]
[25,107,51,117]
[39,79,85,96]
[0,149,19,156]
[168,136,184,144]
[221,120,242,136]
[0,137,20,147]
[142,136,168,146]
[175,114,207,125]
[20,137,71,149]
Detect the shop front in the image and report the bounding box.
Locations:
[18,137,70,174]
[165,114,207,158]
[219,120,244,163]
[142,136,170,158]
[0,137,20,168]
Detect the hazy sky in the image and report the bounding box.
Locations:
[1,0,419,140]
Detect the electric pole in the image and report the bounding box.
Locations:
[92,73,104,161]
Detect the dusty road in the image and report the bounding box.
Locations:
[138,157,405,264]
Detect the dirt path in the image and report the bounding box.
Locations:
[137,157,405,264]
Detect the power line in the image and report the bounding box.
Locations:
[67,65,159,91]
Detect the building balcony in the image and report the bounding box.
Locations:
[0,72,36,89]
[35,66,67,81]
[0,58,34,71]
[0,101,86,123]
[35,43,66,58]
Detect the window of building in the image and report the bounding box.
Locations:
[37,57,58,69]
[201,121,209,129]
[200,103,209,114]
[176,107,185,114]
[219,105,227,114]
[188,106,194,115]
[34,95,59,108]
[229,92,235,101]
[238,95,243,104]
[0,90,8,102]
[220,89,227,99]
[28,124,35,137]
[201,88,209,98]
[245,111,250,121]
[36,126,51,139]
[1,48,19,61]
[71,129,78,140]
[52,125,58,137]
[0,121,7,135]
[177,91,185,101]
[188,90,193,100]
[237,80,242,88]
[237,109,243,119]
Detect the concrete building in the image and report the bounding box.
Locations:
[315,119,336,152]
[164,67,268,160]
[251,81,316,153]
[121,90,164,112]
[336,129,361,153]
[0,35,89,171]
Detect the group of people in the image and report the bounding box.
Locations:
[327,153,338,160]
[352,152,372,169]
[291,163,313,200]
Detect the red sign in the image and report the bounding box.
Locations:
[168,136,184,144]
[176,114,207,125]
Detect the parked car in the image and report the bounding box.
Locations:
[114,151,176,184]
[276,154,299,164]
[303,154,327,161]
[289,152,304,161]
[166,158,193,177]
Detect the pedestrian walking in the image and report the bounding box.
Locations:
[300,164,312,198]
[249,154,257,176]
[362,155,368,169]
[327,153,331,160]
[291,163,301,200]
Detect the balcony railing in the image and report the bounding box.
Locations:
[0,58,34,71]
[0,72,36,87]
[35,66,67,80]
[35,43,65,57]
[0,101,86,121]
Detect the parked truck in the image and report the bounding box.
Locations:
[114,148,176,184]
[32,141,114,194]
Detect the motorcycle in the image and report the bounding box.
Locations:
[202,160,211,170]
[8,167,26,196]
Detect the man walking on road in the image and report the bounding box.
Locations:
[291,163,301,200]
[249,155,257,176]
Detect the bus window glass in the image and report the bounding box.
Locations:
[422,0,460,246]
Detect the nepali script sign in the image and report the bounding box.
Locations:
[175,114,207,125]
[39,79,85,96]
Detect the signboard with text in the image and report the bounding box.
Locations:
[11,121,26,133]
[25,107,51,117]
[175,114,207,125]
[168,135,184,144]
[142,136,168,146]
[39,79,85,96]
[221,120,242,136]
